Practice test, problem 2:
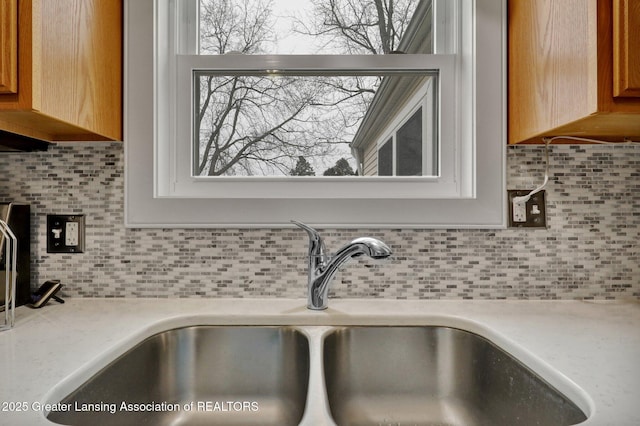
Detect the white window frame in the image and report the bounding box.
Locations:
[124,0,506,228]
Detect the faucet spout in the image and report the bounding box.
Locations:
[292,221,392,310]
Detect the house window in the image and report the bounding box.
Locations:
[124,0,506,227]
[368,73,435,177]
[378,138,393,176]
[397,108,423,176]
[376,108,425,176]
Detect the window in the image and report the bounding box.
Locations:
[397,109,423,176]
[376,108,424,176]
[370,76,436,177]
[124,0,506,227]
[160,0,455,198]
[378,138,393,177]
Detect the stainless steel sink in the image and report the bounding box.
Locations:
[47,326,309,426]
[46,323,589,425]
[323,326,588,426]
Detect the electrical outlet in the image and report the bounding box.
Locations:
[47,215,85,253]
[512,200,527,223]
[507,190,547,228]
[65,222,79,246]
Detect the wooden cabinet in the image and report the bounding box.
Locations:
[0,0,121,142]
[0,0,18,95]
[613,0,640,97]
[508,0,640,144]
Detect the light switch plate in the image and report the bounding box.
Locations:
[507,190,547,228]
[47,215,85,253]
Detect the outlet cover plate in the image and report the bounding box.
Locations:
[507,190,547,228]
[47,215,85,253]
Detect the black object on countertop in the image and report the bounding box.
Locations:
[29,280,64,309]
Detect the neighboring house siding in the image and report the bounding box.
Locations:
[363,143,378,176]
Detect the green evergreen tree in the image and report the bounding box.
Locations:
[323,158,356,176]
[290,156,316,176]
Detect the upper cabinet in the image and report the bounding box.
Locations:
[0,0,121,142]
[613,0,640,97]
[508,0,640,144]
[0,0,18,95]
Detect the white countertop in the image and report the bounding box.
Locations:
[0,298,638,425]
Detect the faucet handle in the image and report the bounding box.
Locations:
[291,220,325,258]
[291,219,318,236]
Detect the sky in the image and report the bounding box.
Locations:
[265,0,327,54]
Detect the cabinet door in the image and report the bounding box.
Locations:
[613,0,640,97]
[0,0,18,94]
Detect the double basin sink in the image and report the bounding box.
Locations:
[47,324,589,426]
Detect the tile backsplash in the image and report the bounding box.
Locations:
[1,143,638,300]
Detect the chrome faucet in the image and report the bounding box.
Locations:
[292,221,392,310]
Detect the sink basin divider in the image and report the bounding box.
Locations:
[298,326,337,426]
